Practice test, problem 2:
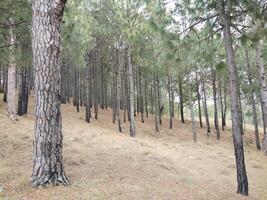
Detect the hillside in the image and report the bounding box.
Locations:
[0,94,267,200]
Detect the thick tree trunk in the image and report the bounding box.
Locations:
[245,47,260,150]
[31,0,69,187]
[127,46,136,137]
[218,0,248,195]
[7,17,18,121]
[257,40,267,154]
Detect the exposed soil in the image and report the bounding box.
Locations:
[0,94,266,200]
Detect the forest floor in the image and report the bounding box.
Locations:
[0,94,267,200]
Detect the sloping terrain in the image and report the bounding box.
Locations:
[0,94,267,200]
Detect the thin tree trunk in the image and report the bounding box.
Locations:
[196,74,203,128]
[139,65,144,123]
[245,46,260,150]
[212,71,220,139]
[145,75,148,118]
[17,66,28,116]
[218,0,248,194]
[117,50,122,132]
[85,53,91,123]
[154,73,159,132]
[3,67,7,102]
[256,40,267,154]
[31,0,69,187]
[127,46,136,137]
[168,74,172,129]
[202,79,210,136]
[157,72,162,125]
[189,80,197,142]
[218,76,225,130]
[179,76,185,123]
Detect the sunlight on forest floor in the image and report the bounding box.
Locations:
[0,94,267,200]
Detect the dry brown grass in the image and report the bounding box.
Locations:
[0,94,267,200]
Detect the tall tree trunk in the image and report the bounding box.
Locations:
[171,88,174,118]
[7,17,18,121]
[117,50,122,132]
[127,46,136,137]
[245,47,260,150]
[76,70,80,112]
[179,75,185,123]
[157,72,162,125]
[139,66,144,123]
[93,51,98,120]
[196,74,203,128]
[31,0,69,187]
[17,66,28,116]
[154,73,159,132]
[257,40,267,154]
[85,53,91,123]
[212,71,220,139]
[223,83,227,128]
[189,81,197,142]
[218,76,225,130]
[145,75,148,118]
[202,79,210,136]
[3,67,7,102]
[168,74,172,129]
[218,0,248,195]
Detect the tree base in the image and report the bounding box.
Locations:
[32,172,69,188]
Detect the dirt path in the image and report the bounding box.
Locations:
[0,95,266,200]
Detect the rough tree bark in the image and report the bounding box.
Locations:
[7,17,18,121]
[31,0,69,187]
[218,0,248,195]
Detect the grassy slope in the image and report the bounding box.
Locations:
[0,94,266,200]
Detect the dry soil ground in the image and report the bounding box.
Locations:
[0,94,267,200]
